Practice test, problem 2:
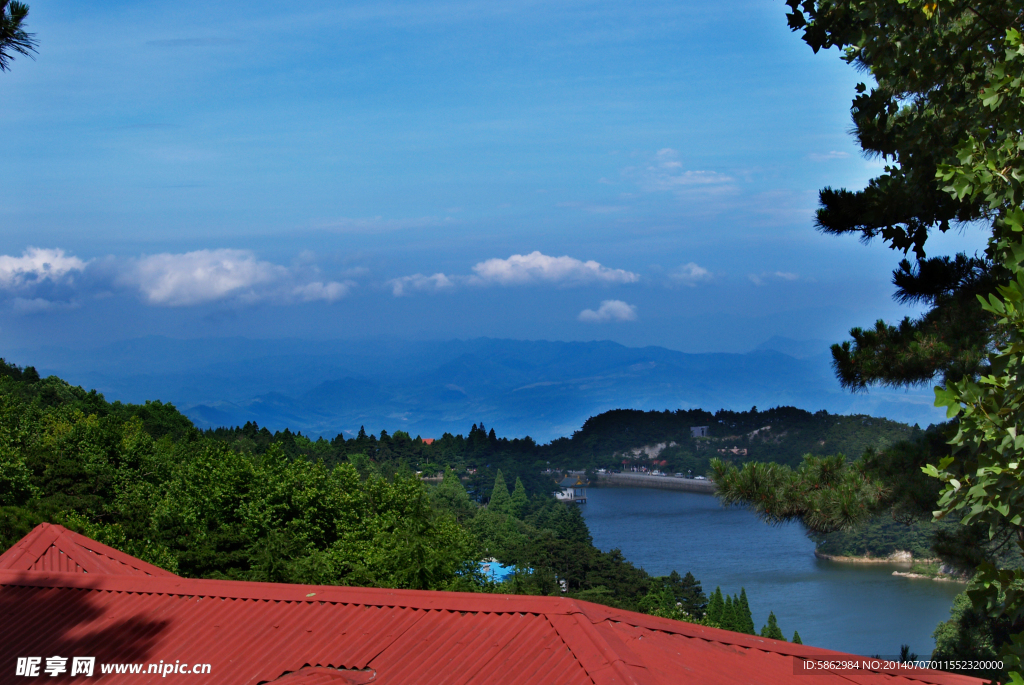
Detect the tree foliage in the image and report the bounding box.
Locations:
[785,0,1021,389]
[0,0,35,71]
[760,611,786,641]
[712,453,892,533]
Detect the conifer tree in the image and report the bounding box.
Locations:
[721,595,737,632]
[737,588,755,635]
[0,1,37,72]
[706,587,723,626]
[510,477,528,519]
[488,469,512,514]
[674,571,708,619]
[792,631,802,645]
[760,612,785,641]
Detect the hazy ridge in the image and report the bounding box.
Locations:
[12,336,944,442]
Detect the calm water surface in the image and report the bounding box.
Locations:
[581,487,962,658]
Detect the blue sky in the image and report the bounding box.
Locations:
[0,0,988,354]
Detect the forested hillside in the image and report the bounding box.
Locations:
[201,406,917,491]
[0,359,798,637]
[543,407,917,474]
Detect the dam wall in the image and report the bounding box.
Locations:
[594,472,716,493]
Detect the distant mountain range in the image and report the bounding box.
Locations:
[9,336,945,442]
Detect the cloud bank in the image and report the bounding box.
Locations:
[122,249,352,306]
[389,251,639,296]
[0,247,351,310]
[0,248,87,290]
[631,148,735,195]
[748,271,799,286]
[578,300,638,323]
[470,251,639,286]
[669,262,712,286]
[388,272,455,297]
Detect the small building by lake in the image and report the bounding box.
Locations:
[556,474,588,504]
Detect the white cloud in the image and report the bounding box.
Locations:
[0,246,354,309]
[388,251,639,297]
[0,248,87,290]
[807,150,850,162]
[632,148,735,194]
[292,281,350,303]
[470,251,638,286]
[121,249,350,306]
[578,300,638,323]
[749,271,800,286]
[123,249,284,306]
[669,262,712,286]
[388,272,455,297]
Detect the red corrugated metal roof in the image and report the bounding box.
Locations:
[0,523,177,577]
[0,525,988,685]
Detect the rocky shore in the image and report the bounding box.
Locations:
[813,549,925,563]
[891,570,967,583]
[814,549,967,582]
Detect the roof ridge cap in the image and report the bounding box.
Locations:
[56,525,178,577]
[51,527,122,575]
[0,572,601,611]
[548,610,655,685]
[0,522,63,571]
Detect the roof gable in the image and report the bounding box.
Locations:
[0,523,177,577]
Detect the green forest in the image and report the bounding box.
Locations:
[0,360,796,639]
[202,404,919,494]
[811,516,956,560]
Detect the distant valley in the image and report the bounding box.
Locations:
[12,336,945,442]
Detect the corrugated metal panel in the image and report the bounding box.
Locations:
[596,620,986,685]
[0,581,594,684]
[368,609,592,685]
[33,545,86,573]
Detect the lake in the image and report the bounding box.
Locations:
[580,486,963,658]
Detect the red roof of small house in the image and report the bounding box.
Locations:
[421,438,435,445]
[0,524,986,685]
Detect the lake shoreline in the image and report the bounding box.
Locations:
[813,549,934,564]
[814,550,967,583]
[892,571,967,583]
